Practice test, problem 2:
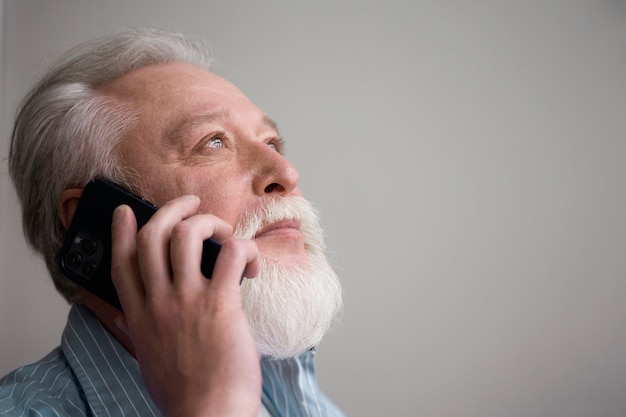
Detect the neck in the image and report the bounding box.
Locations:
[80,292,137,356]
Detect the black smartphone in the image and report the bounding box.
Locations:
[58,180,222,310]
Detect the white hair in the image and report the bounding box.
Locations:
[9,28,212,302]
[234,197,343,358]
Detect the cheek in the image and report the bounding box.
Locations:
[175,172,247,226]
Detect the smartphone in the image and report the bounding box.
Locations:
[59,180,222,310]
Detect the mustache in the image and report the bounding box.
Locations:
[233,196,325,251]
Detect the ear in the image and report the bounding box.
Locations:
[57,188,83,230]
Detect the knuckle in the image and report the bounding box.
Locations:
[136,223,158,246]
[170,221,194,242]
[220,238,243,254]
[220,239,254,262]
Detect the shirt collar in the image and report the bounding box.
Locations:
[261,350,331,417]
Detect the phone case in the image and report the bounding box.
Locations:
[58,180,221,310]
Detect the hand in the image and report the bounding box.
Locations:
[110,195,261,417]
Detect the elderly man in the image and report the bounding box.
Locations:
[0,28,343,417]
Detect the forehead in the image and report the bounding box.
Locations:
[101,62,265,124]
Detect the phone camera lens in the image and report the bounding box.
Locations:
[81,260,97,278]
[80,237,97,255]
[65,251,82,269]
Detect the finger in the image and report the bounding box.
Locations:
[210,239,260,295]
[169,214,234,292]
[110,204,143,313]
[135,195,201,297]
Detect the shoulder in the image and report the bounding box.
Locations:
[0,347,89,417]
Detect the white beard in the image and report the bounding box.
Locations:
[233,197,343,359]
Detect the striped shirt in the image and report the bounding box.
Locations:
[0,305,344,417]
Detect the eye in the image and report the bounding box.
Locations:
[205,135,225,149]
[267,137,285,154]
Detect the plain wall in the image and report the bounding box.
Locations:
[2,1,626,416]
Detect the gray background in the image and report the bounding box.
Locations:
[2,1,626,416]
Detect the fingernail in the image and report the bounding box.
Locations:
[112,205,126,223]
[115,315,129,336]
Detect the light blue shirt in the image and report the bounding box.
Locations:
[0,305,344,417]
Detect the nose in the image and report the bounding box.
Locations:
[249,143,300,196]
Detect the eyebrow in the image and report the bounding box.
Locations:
[165,108,230,148]
[263,115,280,134]
[165,107,280,143]
[164,108,282,155]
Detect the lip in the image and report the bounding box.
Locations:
[254,219,301,239]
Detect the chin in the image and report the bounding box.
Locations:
[241,253,342,359]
